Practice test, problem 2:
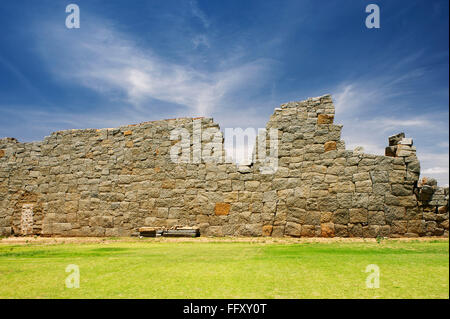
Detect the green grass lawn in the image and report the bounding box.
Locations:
[0,238,448,299]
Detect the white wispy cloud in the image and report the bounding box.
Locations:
[189,0,211,29]
[333,84,383,114]
[361,117,437,133]
[35,16,274,118]
[422,167,449,174]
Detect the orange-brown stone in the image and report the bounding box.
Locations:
[317,114,334,124]
[215,203,230,216]
[162,180,175,189]
[262,225,273,236]
[301,225,315,237]
[438,206,448,214]
[124,130,132,136]
[324,141,337,152]
[321,223,335,237]
[0,150,4,158]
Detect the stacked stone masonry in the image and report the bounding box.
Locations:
[0,95,448,237]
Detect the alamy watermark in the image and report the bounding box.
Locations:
[170,119,279,174]
[365,4,380,29]
[65,264,80,288]
[365,264,380,288]
[65,4,80,29]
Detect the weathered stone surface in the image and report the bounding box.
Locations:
[324,141,337,152]
[320,211,333,223]
[389,132,405,146]
[317,114,334,124]
[391,184,413,196]
[301,225,316,237]
[334,224,348,237]
[370,171,389,183]
[399,138,413,146]
[262,225,273,236]
[407,160,420,173]
[349,208,368,223]
[397,145,416,159]
[333,209,349,224]
[391,221,407,235]
[285,222,301,237]
[368,211,385,225]
[321,223,334,237]
[348,223,363,237]
[385,206,406,223]
[214,203,230,216]
[407,220,425,235]
[438,206,448,214]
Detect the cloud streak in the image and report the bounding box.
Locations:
[36,16,274,118]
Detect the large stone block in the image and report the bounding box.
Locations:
[385,206,406,223]
[391,184,413,196]
[370,171,389,183]
[396,145,414,157]
[285,222,302,237]
[334,224,348,237]
[321,222,335,237]
[368,211,385,225]
[388,132,405,146]
[317,114,334,124]
[407,220,425,235]
[52,223,72,234]
[214,203,230,216]
[337,193,353,209]
[348,224,363,237]
[301,225,316,237]
[391,220,407,235]
[207,226,223,236]
[397,195,418,208]
[349,208,368,223]
[399,138,413,146]
[324,141,337,152]
[320,211,333,223]
[262,225,273,236]
[333,209,349,224]
[271,225,285,237]
[407,160,420,173]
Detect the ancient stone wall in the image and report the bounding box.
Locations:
[0,95,448,237]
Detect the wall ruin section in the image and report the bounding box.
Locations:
[0,95,448,237]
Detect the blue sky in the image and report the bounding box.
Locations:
[0,0,448,184]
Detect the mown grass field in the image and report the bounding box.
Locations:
[0,238,448,299]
